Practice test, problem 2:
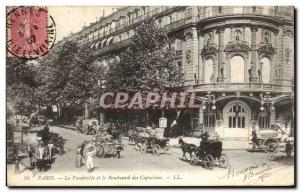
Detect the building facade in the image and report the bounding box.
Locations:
[57,6,294,148]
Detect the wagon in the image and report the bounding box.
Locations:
[29,145,54,170]
[76,118,98,135]
[48,133,64,155]
[134,127,170,155]
[140,137,170,155]
[190,140,229,169]
[92,135,124,158]
[127,130,138,145]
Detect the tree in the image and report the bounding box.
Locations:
[107,18,184,92]
[36,40,107,119]
[106,18,184,126]
[7,57,38,116]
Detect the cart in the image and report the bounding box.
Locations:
[134,127,170,155]
[140,137,170,155]
[92,135,124,158]
[48,133,64,155]
[76,118,98,135]
[190,140,229,169]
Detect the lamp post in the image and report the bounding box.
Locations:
[97,79,107,122]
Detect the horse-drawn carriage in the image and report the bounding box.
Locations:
[76,118,98,135]
[27,141,54,171]
[190,140,229,169]
[135,127,170,155]
[250,124,291,154]
[48,132,64,155]
[89,134,124,158]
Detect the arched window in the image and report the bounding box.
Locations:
[228,103,247,128]
[260,57,271,83]
[204,58,214,83]
[230,55,245,83]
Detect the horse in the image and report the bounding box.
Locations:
[178,138,197,161]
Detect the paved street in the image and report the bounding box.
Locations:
[7,126,295,186]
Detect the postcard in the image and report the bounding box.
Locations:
[6,6,295,187]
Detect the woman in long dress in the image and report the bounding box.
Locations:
[85,142,96,172]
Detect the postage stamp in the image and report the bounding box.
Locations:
[6,7,56,59]
[6,5,295,187]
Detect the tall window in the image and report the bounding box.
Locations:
[230,55,245,83]
[260,57,271,83]
[258,110,270,129]
[204,58,214,83]
[204,105,215,128]
[228,104,246,128]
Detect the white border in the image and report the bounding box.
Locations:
[1,1,299,191]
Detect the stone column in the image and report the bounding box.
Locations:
[184,27,199,85]
[217,27,225,82]
[199,107,204,131]
[250,27,258,82]
[270,107,276,126]
[272,32,278,83]
[197,31,203,83]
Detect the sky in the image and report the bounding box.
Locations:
[48,6,120,42]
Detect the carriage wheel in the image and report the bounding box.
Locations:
[96,145,105,158]
[263,139,279,153]
[190,154,198,166]
[152,144,160,156]
[203,155,214,170]
[218,154,229,168]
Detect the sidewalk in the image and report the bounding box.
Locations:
[56,124,76,130]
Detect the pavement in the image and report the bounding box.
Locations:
[7,125,295,187]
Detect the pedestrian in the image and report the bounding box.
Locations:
[27,145,34,169]
[75,144,82,168]
[85,142,96,172]
[285,140,293,157]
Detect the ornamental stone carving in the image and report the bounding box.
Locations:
[184,31,193,40]
[201,45,218,58]
[186,49,192,64]
[224,42,251,54]
[257,44,275,59]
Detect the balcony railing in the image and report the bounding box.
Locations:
[164,19,186,31]
[191,82,293,93]
[198,6,293,21]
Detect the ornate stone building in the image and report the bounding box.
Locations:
[56,6,294,148]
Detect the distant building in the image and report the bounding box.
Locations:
[55,6,294,148]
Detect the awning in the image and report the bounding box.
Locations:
[106,36,114,46]
[100,38,107,48]
[94,40,101,49]
[90,43,95,49]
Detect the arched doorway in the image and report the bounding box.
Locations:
[204,58,214,83]
[230,55,245,83]
[223,100,251,138]
[260,57,271,83]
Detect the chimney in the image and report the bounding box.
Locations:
[102,9,105,17]
[112,8,115,12]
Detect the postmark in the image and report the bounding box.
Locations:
[6,7,56,59]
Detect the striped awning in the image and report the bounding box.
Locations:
[100,38,107,48]
[106,36,113,46]
[90,42,95,49]
[94,40,101,49]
